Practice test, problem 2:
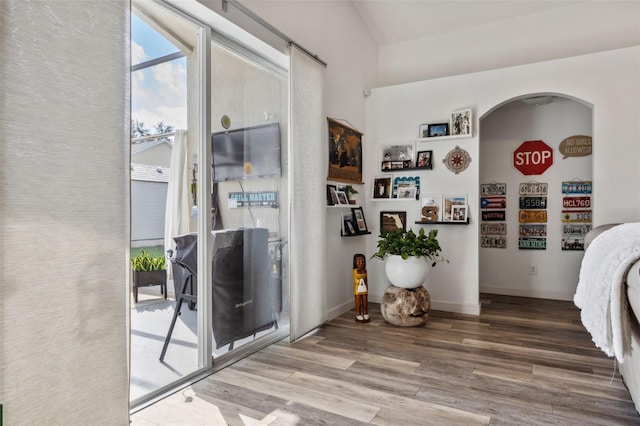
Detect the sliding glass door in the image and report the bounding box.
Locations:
[130,0,290,409]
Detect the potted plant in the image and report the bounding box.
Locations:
[131,249,167,303]
[372,228,447,289]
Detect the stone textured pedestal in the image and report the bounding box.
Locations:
[380,285,431,327]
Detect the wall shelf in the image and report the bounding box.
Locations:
[341,231,371,237]
[416,133,473,143]
[369,198,417,202]
[414,219,470,225]
[380,167,430,173]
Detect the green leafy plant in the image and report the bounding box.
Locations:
[372,228,448,267]
[131,249,166,272]
[344,185,359,196]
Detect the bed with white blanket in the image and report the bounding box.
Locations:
[575,222,640,413]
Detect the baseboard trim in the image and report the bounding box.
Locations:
[431,301,481,316]
[480,286,574,301]
[327,300,355,321]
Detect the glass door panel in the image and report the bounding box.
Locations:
[209,40,290,360]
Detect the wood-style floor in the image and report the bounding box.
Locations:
[131,294,640,425]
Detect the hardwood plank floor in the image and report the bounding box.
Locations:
[131,294,640,425]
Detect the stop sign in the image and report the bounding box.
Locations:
[513,140,553,175]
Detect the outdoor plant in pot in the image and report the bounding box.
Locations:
[131,249,167,302]
[372,228,447,289]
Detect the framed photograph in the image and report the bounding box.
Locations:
[327,117,363,184]
[326,184,338,206]
[451,204,468,222]
[380,143,414,171]
[443,194,467,222]
[335,190,349,205]
[451,109,472,136]
[342,211,356,236]
[427,123,449,137]
[416,150,433,169]
[351,207,368,233]
[373,175,392,199]
[419,123,430,139]
[397,182,417,199]
[380,211,407,234]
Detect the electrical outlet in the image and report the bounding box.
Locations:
[529,264,537,275]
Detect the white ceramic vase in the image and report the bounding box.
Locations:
[384,255,430,289]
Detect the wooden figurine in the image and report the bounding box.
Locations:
[353,253,370,323]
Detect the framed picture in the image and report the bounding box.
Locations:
[373,175,392,199]
[443,194,467,222]
[343,211,356,236]
[451,204,468,222]
[327,117,363,184]
[335,190,349,205]
[397,182,417,199]
[451,109,472,136]
[380,143,414,171]
[351,207,368,233]
[416,150,433,169]
[419,123,430,139]
[427,123,449,137]
[326,184,337,206]
[380,211,407,234]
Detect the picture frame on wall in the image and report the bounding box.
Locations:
[373,175,392,199]
[443,194,467,222]
[327,117,363,184]
[427,123,449,137]
[451,204,468,222]
[335,190,349,205]
[342,211,356,236]
[380,143,414,171]
[419,123,430,138]
[451,109,472,136]
[380,211,407,234]
[416,150,433,169]
[351,207,368,233]
[326,184,338,206]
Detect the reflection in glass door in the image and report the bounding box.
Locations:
[208,40,290,362]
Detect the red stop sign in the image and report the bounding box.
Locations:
[513,140,553,175]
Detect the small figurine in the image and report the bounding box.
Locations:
[353,253,370,323]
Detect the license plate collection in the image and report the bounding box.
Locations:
[479,180,592,251]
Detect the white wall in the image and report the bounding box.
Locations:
[480,98,592,300]
[377,1,640,87]
[365,47,640,314]
[241,0,379,317]
[0,1,129,424]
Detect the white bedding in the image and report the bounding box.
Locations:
[574,222,640,363]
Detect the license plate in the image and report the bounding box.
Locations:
[481,222,507,235]
[519,182,548,195]
[519,237,547,250]
[519,196,547,209]
[561,210,591,222]
[562,224,592,236]
[481,236,507,248]
[562,181,592,194]
[562,237,585,251]
[519,210,547,223]
[519,224,547,237]
[482,210,506,221]
[480,196,506,209]
[562,196,591,208]
[480,183,507,196]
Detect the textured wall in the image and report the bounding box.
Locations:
[0,1,130,424]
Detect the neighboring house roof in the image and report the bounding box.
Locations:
[131,138,172,154]
[131,163,170,183]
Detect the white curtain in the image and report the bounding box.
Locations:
[164,129,191,256]
[289,45,328,341]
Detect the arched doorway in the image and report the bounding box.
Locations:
[478,93,593,300]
